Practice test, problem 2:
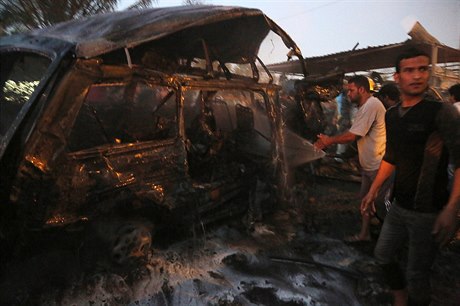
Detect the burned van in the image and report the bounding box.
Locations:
[0,6,313,265]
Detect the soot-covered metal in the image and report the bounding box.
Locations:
[0,5,324,272]
[0,6,363,305]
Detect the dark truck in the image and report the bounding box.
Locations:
[0,6,323,266]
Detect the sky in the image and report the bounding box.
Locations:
[119,0,460,63]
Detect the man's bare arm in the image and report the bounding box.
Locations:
[361,160,395,215]
[314,131,357,150]
[433,168,460,247]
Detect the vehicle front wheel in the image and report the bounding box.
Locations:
[79,218,153,271]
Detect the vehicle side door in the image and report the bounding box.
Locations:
[56,80,187,222]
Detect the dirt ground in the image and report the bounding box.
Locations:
[297,174,460,306]
[0,173,459,305]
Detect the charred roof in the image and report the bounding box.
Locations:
[17,5,293,64]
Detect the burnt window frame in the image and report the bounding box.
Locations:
[179,84,276,160]
[66,80,179,152]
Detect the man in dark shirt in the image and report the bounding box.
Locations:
[361,48,460,306]
[375,82,400,109]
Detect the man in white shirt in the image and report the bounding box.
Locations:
[314,75,392,241]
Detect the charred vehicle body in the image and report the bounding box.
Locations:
[0,6,317,267]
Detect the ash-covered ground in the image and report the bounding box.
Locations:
[0,176,458,306]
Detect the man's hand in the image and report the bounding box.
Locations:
[314,133,330,150]
[361,191,377,217]
[432,206,459,248]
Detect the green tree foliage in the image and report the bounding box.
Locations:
[182,0,206,5]
[0,0,156,35]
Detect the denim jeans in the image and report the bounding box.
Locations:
[374,202,438,304]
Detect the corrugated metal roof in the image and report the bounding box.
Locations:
[268,22,460,76]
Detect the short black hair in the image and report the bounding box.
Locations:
[448,84,460,101]
[395,47,430,73]
[377,83,400,101]
[348,75,370,92]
